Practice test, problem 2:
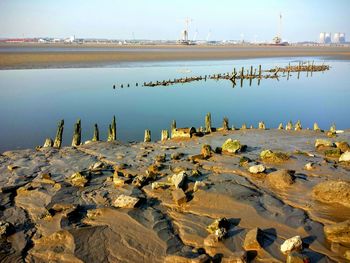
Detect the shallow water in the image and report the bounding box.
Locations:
[0,57,349,152]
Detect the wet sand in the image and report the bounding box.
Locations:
[1,128,350,262]
[1,44,350,69]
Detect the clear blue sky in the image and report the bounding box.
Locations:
[0,0,349,42]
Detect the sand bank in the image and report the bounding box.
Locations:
[1,45,350,69]
[1,128,350,262]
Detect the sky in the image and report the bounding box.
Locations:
[0,0,349,42]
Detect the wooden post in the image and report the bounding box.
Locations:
[111,115,116,141]
[92,123,99,142]
[241,67,244,79]
[53,119,64,148]
[223,117,229,131]
[161,130,169,141]
[205,113,212,133]
[144,129,151,142]
[258,65,261,78]
[171,120,176,132]
[72,119,81,147]
[107,125,113,141]
[250,66,253,76]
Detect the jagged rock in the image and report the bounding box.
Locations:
[193,181,206,192]
[89,161,104,171]
[215,227,227,240]
[335,141,350,153]
[239,156,251,167]
[312,180,350,207]
[113,195,139,208]
[266,169,295,188]
[206,218,230,234]
[222,139,243,153]
[339,151,350,162]
[248,164,266,174]
[171,152,184,160]
[201,144,213,159]
[221,251,247,263]
[278,123,284,130]
[280,236,303,254]
[113,174,131,187]
[132,175,148,187]
[304,162,315,171]
[294,120,302,131]
[260,150,289,162]
[258,121,266,130]
[155,154,166,163]
[286,251,310,263]
[203,233,219,247]
[314,123,321,131]
[172,188,187,205]
[243,227,262,251]
[324,220,350,243]
[43,138,53,147]
[0,221,13,237]
[171,171,187,189]
[315,139,334,148]
[68,172,88,187]
[7,165,19,171]
[191,169,201,177]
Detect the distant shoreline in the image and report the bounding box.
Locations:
[1,44,350,69]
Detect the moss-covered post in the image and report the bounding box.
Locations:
[161,130,169,141]
[53,119,64,148]
[72,119,81,147]
[205,113,212,133]
[223,117,229,131]
[144,129,151,142]
[111,115,116,141]
[92,123,99,142]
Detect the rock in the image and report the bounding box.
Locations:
[345,250,350,261]
[313,122,321,131]
[113,175,131,187]
[193,181,206,192]
[294,120,302,131]
[260,150,289,163]
[243,227,262,251]
[155,154,166,163]
[0,221,13,237]
[191,254,211,263]
[339,151,350,162]
[312,180,350,207]
[113,195,139,208]
[304,162,315,171]
[285,121,293,130]
[248,164,266,174]
[191,169,201,177]
[258,121,266,130]
[335,141,350,153]
[239,156,251,167]
[286,251,310,263]
[171,171,187,189]
[206,218,230,234]
[69,172,88,187]
[324,148,341,158]
[171,152,184,160]
[278,123,284,130]
[315,139,334,148]
[172,188,187,206]
[266,169,295,188]
[280,236,303,254]
[151,181,171,190]
[43,138,53,147]
[324,220,350,243]
[203,233,219,247]
[221,251,247,263]
[7,165,19,171]
[222,139,243,153]
[89,161,104,171]
[201,144,212,159]
[132,175,148,188]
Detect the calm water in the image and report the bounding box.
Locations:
[0,57,349,152]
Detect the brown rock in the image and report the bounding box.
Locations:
[172,188,187,206]
[266,169,295,189]
[312,180,350,208]
[203,233,219,247]
[324,220,350,243]
[286,251,310,263]
[201,144,213,159]
[335,141,350,153]
[243,227,262,251]
[221,251,247,263]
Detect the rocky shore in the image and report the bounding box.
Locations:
[1,127,350,262]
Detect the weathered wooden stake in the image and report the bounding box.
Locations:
[111,115,116,141]
[205,113,212,133]
[92,123,99,142]
[72,119,81,147]
[258,65,262,78]
[250,66,253,76]
[144,129,151,142]
[161,130,169,141]
[53,119,64,148]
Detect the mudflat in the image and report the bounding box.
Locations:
[1,44,350,69]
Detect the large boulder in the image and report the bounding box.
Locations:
[266,169,295,188]
[324,220,350,243]
[222,139,243,153]
[335,141,350,153]
[68,172,88,187]
[171,171,187,189]
[339,151,350,162]
[312,180,350,208]
[315,139,334,149]
[113,195,139,208]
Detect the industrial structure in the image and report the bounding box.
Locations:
[319,32,345,44]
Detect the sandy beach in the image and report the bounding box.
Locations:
[1,125,350,262]
[1,44,350,69]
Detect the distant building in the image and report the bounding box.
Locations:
[334,32,346,43]
[319,32,331,44]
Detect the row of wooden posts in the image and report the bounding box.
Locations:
[42,114,333,148]
[112,61,330,89]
